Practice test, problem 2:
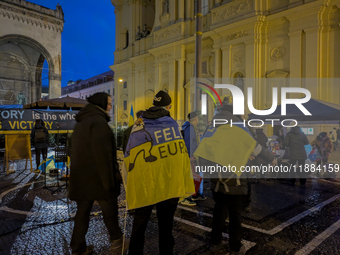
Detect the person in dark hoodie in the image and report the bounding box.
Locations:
[69,92,124,255]
[31,119,49,173]
[283,126,309,185]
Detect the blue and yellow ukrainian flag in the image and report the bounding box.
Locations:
[194,123,256,176]
[38,155,71,173]
[129,104,134,127]
[38,156,55,173]
[124,116,195,210]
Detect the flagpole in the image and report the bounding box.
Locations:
[195,0,202,112]
[116,104,118,147]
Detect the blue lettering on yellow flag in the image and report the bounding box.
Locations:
[124,116,195,210]
[194,123,256,176]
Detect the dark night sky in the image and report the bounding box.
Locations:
[27,0,116,87]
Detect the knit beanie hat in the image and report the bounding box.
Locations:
[87,92,109,111]
[153,90,172,106]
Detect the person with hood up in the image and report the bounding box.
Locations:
[31,119,49,173]
[69,93,125,255]
[283,126,309,185]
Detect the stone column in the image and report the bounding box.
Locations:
[177,0,184,22]
[288,30,303,78]
[168,60,177,118]
[304,27,319,98]
[169,0,177,24]
[185,0,194,21]
[48,73,61,99]
[114,6,122,51]
[154,0,161,30]
[154,62,161,92]
[213,48,222,79]
[177,59,185,124]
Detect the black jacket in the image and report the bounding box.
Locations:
[141,106,170,119]
[283,126,309,160]
[69,103,121,201]
[255,129,268,148]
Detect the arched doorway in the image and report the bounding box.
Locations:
[0,34,56,104]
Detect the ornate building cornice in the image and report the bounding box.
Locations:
[211,0,253,24]
[0,0,64,33]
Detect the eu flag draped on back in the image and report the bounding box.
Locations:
[124,116,195,210]
[194,123,256,176]
[129,104,134,127]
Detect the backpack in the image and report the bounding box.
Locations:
[35,128,46,143]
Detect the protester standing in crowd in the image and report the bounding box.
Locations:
[69,93,124,255]
[283,126,309,185]
[311,133,324,169]
[255,129,268,148]
[279,129,285,149]
[194,104,274,255]
[122,111,144,153]
[31,119,49,173]
[330,128,337,151]
[320,132,334,177]
[180,111,205,206]
[126,91,195,255]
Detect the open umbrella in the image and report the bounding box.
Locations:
[23,96,88,110]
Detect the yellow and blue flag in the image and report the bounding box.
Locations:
[38,155,71,173]
[124,116,195,210]
[194,123,256,176]
[38,156,55,173]
[129,104,134,127]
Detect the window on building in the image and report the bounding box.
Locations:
[82,96,83,99]
[108,89,110,94]
[112,89,115,96]
[123,82,127,89]
[85,95,88,99]
[124,100,127,110]
[123,30,129,49]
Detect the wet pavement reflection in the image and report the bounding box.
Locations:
[1,159,340,254]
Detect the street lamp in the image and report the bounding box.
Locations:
[119,78,123,83]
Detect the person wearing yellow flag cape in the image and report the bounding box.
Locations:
[124,91,195,255]
[194,104,275,255]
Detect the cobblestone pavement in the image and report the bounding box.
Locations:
[1,155,340,255]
